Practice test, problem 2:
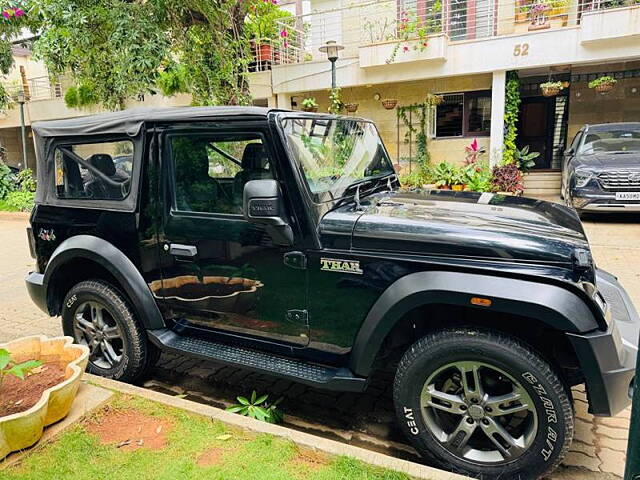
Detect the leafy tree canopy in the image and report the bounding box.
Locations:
[1,0,291,110]
[0,1,30,109]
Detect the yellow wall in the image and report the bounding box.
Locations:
[293,74,492,167]
[567,61,640,141]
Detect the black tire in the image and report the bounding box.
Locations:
[393,329,573,480]
[62,279,155,382]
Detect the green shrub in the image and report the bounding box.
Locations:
[0,161,13,199]
[15,168,36,192]
[5,190,34,212]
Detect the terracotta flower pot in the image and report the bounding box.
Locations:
[302,105,318,112]
[381,99,398,110]
[254,42,273,63]
[595,83,615,94]
[0,336,89,460]
[438,185,452,190]
[345,103,359,113]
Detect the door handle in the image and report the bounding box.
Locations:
[169,244,198,258]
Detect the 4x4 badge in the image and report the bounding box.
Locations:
[320,258,363,275]
[38,228,56,242]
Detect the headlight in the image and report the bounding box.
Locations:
[574,170,593,188]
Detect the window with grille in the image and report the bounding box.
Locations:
[434,91,491,138]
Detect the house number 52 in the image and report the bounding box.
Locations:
[513,43,530,56]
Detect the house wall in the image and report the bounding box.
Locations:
[293,73,492,166]
[567,61,640,141]
[0,127,37,171]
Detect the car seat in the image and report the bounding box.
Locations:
[233,143,273,207]
[84,154,129,199]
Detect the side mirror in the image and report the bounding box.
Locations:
[243,179,294,246]
[564,147,575,156]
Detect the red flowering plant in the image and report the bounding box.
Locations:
[385,4,442,64]
[245,0,292,47]
[491,163,524,195]
[1,1,29,109]
[464,138,486,165]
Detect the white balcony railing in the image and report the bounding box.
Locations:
[5,76,63,102]
[270,0,636,66]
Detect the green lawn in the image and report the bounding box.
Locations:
[0,395,411,480]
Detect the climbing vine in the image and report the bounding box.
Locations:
[503,71,521,165]
[396,94,442,172]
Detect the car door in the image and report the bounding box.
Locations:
[156,122,309,349]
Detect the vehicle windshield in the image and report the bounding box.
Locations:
[579,128,640,155]
[280,117,395,202]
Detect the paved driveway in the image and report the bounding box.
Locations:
[0,208,637,479]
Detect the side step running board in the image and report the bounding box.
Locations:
[147,329,367,392]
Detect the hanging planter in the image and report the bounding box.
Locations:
[589,76,617,95]
[382,99,398,110]
[344,103,359,113]
[301,97,319,112]
[540,81,563,97]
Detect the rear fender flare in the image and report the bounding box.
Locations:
[349,271,600,377]
[43,235,164,329]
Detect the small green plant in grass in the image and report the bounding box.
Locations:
[226,390,283,424]
[0,348,42,390]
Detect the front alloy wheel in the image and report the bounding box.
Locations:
[421,361,537,464]
[394,329,574,480]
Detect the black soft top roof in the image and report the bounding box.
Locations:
[32,106,279,139]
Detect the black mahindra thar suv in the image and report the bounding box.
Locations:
[26,107,638,479]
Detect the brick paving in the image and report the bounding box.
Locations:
[1,209,637,479]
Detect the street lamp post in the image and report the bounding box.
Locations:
[319,40,344,90]
[17,90,28,170]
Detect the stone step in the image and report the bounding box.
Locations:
[524,180,562,189]
[524,188,562,195]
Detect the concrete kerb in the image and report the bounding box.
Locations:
[0,211,30,221]
[85,373,470,480]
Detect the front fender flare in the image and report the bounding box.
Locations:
[43,235,164,329]
[349,271,600,377]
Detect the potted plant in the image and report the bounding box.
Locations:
[450,166,469,191]
[464,139,486,165]
[382,99,398,110]
[301,97,318,112]
[0,336,89,460]
[589,76,617,94]
[345,103,359,113]
[540,81,563,97]
[433,162,455,190]
[528,1,550,30]
[515,145,540,173]
[464,161,493,192]
[491,163,524,195]
[245,2,292,64]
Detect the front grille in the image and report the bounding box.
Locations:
[598,170,640,190]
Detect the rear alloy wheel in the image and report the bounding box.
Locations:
[62,279,155,382]
[394,329,574,480]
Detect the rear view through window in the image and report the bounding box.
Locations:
[54,140,133,200]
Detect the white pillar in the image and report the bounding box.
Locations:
[490,70,506,167]
[276,93,292,110]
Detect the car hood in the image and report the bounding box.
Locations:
[577,152,640,169]
[320,189,590,266]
